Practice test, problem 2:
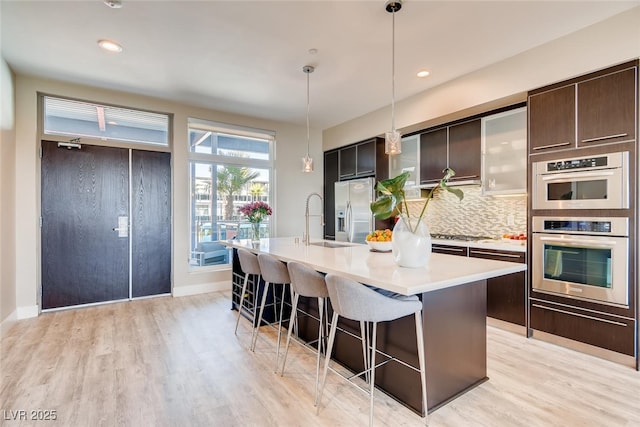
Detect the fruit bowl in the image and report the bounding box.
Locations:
[366,240,393,252]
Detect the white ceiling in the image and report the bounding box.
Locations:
[2,1,638,130]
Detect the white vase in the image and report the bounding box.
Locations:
[391,215,432,268]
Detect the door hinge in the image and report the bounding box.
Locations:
[39,146,43,159]
[39,216,43,228]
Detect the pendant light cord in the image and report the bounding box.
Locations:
[306,70,310,155]
[391,7,396,132]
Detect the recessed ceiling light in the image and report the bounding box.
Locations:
[104,0,123,8]
[98,39,123,53]
[417,70,430,78]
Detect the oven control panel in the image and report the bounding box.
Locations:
[532,216,629,237]
[542,220,611,233]
[546,156,607,172]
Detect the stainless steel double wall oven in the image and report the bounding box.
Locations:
[531,152,631,307]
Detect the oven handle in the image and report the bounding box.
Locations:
[541,170,614,181]
[539,236,619,246]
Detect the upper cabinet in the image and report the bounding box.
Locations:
[577,66,637,147]
[339,139,376,179]
[448,119,482,181]
[388,134,420,197]
[420,119,481,185]
[529,61,638,154]
[482,107,527,195]
[529,85,575,153]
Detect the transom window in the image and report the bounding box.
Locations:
[42,95,170,146]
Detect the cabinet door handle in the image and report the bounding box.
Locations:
[469,250,522,259]
[434,246,466,253]
[451,175,479,179]
[357,169,374,174]
[531,303,628,327]
[532,141,572,151]
[581,133,628,143]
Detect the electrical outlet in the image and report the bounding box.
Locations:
[506,214,515,226]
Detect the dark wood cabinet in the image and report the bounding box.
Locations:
[530,298,635,356]
[339,145,357,179]
[469,248,526,326]
[448,119,481,181]
[419,128,448,184]
[356,139,376,176]
[420,120,481,184]
[528,84,576,154]
[339,139,377,180]
[433,244,526,326]
[324,150,339,239]
[577,66,637,147]
[528,60,638,154]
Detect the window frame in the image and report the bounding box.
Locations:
[188,118,275,270]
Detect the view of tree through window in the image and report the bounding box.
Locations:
[188,119,274,267]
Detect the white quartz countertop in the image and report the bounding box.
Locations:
[222,237,527,296]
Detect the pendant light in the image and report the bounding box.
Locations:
[302,65,315,173]
[385,0,402,155]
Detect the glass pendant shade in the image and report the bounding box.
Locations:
[385,130,402,155]
[302,154,314,172]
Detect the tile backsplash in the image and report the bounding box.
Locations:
[405,186,527,238]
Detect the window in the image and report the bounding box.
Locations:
[43,96,170,146]
[188,118,274,268]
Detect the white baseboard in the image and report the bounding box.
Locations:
[17,305,39,319]
[172,280,231,297]
[0,309,18,337]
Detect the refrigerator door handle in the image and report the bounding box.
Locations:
[346,201,352,242]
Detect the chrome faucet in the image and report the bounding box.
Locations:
[304,192,324,245]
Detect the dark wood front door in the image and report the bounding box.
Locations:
[131,150,171,298]
[41,141,171,309]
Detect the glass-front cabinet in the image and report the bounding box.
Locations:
[481,107,527,195]
[388,134,420,199]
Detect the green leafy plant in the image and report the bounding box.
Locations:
[370,168,464,232]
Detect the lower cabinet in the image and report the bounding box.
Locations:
[433,244,526,326]
[530,298,635,356]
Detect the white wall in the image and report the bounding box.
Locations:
[13,75,323,313]
[0,57,17,328]
[324,7,640,150]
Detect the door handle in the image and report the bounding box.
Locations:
[112,216,129,237]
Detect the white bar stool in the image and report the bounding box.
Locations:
[280,261,329,405]
[254,253,291,371]
[234,249,262,342]
[318,273,428,426]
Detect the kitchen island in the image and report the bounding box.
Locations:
[222,237,527,414]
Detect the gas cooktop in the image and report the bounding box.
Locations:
[430,233,494,242]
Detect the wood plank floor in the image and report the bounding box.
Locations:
[1,291,639,426]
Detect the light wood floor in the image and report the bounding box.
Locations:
[1,291,639,427]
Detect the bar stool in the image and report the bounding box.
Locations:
[318,274,428,426]
[280,261,329,405]
[254,253,291,371]
[235,249,262,342]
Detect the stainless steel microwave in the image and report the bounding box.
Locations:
[532,151,629,210]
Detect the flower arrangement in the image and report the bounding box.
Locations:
[370,168,463,232]
[238,201,272,223]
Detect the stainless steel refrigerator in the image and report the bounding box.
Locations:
[335,177,375,243]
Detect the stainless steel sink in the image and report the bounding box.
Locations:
[309,241,357,248]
